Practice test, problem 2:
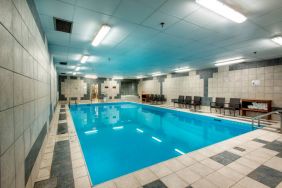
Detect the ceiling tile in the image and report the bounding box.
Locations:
[142,10,181,31]
[113,0,155,24]
[76,0,121,15]
[159,0,200,19]
[35,0,75,20]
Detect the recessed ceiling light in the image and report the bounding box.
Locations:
[271,36,282,45]
[113,76,123,80]
[174,67,191,73]
[81,55,89,63]
[92,25,111,46]
[215,57,245,66]
[196,0,247,23]
[85,74,97,79]
[152,72,162,77]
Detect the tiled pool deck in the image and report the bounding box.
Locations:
[34,103,282,188]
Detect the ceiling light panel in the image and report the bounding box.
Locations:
[215,57,245,66]
[92,25,111,46]
[152,72,162,76]
[271,36,282,45]
[81,55,89,63]
[196,0,247,23]
[174,67,191,73]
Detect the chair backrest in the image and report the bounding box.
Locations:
[160,95,165,100]
[215,97,225,107]
[185,96,192,103]
[230,98,241,108]
[194,96,201,104]
[179,95,184,102]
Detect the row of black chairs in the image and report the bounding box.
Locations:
[210,97,241,116]
[172,96,202,110]
[148,94,166,104]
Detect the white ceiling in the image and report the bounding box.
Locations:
[34,0,282,77]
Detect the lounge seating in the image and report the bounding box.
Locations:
[184,96,192,108]
[224,98,241,116]
[149,94,155,103]
[172,95,185,107]
[159,95,166,104]
[210,97,225,113]
[191,96,201,110]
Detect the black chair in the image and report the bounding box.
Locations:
[210,97,225,113]
[184,96,192,108]
[224,98,241,116]
[155,94,161,104]
[149,94,155,103]
[172,95,185,107]
[160,95,166,104]
[191,96,201,110]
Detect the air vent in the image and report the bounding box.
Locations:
[54,17,73,33]
[59,62,67,65]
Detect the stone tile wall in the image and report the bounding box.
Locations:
[208,64,282,108]
[163,71,204,104]
[139,77,161,95]
[139,59,282,109]
[0,0,57,188]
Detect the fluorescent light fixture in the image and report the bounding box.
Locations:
[136,75,144,79]
[152,136,162,143]
[75,67,80,71]
[113,76,123,80]
[85,74,97,79]
[81,55,89,63]
[92,25,111,46]
[174,67,191,73]
[136,128,144,133]
[196,0,247,23]
[271,36,282,45]
[152,72,162,77]
[113,126,124,130]
[73,72,77,75]
[84,130,98,135]
[215,57,245,66]
[174,148,185,155]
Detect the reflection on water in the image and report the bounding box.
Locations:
[70,103,254,185]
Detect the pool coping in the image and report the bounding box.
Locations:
[35,101,282,188]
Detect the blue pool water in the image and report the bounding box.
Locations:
[70,102,255,185]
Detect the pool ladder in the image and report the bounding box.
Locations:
[252,110,282,133]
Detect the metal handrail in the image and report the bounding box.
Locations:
[252,110,282,133]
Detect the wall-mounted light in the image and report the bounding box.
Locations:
[92,25,111,46]
[174,67,191,73]
[81,55,89,63]
[215,57,245,66]
[271,36,282,45]
[152,72,162,77]
[196,0,247,23]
